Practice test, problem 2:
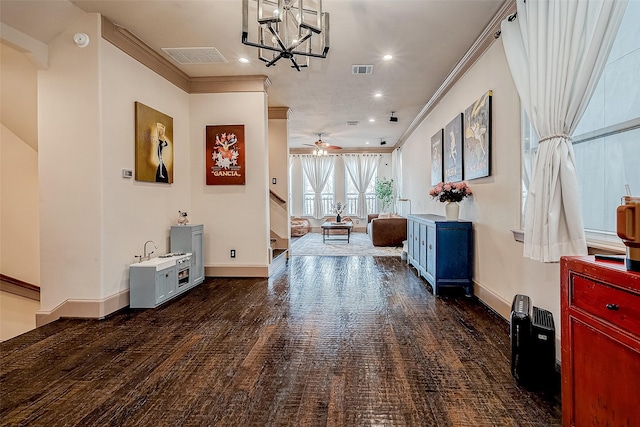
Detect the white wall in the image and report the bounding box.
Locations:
[401,41,561,341]
[190,92,270,270]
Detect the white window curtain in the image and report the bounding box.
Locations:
[501,0,627,262]
[392,148,402,202]
[300,155,335,219]
[343,154,381,219]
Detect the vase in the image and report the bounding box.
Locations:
[444,201,459,221]
[336,214,342,223]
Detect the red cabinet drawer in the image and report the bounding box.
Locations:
[570,274,640,337]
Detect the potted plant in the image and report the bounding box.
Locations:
[375,177,394,213]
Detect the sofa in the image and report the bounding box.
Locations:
[366,213,407,247]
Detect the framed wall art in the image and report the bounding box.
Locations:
[463,90,492,180]
[431,129,444,186]
[206,125,246,185]
[444,113,463,182]
[135,102,173,184]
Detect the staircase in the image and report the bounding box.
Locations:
[268,190,289,274]
[269,237,288,275]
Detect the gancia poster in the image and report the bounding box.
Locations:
[205,125,246,185]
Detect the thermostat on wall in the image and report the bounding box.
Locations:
[122,169,133,179]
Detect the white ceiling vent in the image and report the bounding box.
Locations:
[346,121,360,126]
[352,64,374,75]
[161,47,228,64]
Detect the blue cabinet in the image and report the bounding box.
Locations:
[407,214,473,296]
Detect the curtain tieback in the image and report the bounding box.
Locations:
[538,133,571,143]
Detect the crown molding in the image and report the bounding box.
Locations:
[394,0,516,149]
[190,75,271,94]
[268,107,291,120]
[101,16,190,92]
[289,147,393,155]
[101,16,270,95]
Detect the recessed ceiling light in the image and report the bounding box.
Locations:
[369,118,375,122]
[365,141,370,144]
[239,57,250,63]
[383,54,393,61]
[374,93,382,98]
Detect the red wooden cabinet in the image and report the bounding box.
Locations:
[561,256,640,426]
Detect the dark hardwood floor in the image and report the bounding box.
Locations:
[1,256,560,426]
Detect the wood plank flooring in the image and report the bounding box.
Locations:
[1,256,561,426]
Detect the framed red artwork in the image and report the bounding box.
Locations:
[206,125,246,185]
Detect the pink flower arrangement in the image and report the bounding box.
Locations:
[429,181,472,203]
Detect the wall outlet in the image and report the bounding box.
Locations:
[230,249,236,258]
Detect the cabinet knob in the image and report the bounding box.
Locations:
[606,303,619,311]
[429,244,432,249]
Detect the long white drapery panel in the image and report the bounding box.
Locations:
[501,0,627,262]
[300,155,335,219]
[392,149,402,205]
[343,154,381,219]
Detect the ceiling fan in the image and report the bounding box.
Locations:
[303,133,343,151]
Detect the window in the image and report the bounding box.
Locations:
[522,3,640,243]
[303,172,334,217]
[345,173,377,215]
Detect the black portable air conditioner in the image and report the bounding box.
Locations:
[510,294,556,390]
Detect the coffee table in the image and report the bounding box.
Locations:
[321,221,353,243]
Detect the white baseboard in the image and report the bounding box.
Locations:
[473,281,511,321]
[36,289,129,327]
[205,265,269,278]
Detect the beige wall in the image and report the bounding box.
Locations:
[37,13,193,315]
[38,13,103,310]
[16,10,273,318]
[0,125,40,285]
[190,92,271,272]
[100,35,191,299]
[401,41,561,347]
[269,112,290,241]
[0,42,38,151]
[0,42,40,286]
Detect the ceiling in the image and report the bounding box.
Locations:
[0,0,506,151]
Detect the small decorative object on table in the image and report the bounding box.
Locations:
[429,181,472,220]
[332,201,344,223]
[177,210,189,225]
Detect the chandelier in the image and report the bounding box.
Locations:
[242,0,330,71]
